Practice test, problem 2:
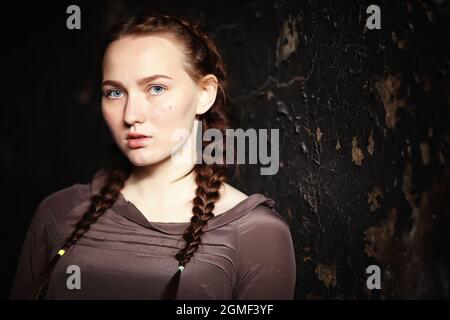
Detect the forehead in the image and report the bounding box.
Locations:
[102,34,188,79]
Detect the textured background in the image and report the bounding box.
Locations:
[2,0,449,299]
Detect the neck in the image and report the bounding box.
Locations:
[123,120,201,208]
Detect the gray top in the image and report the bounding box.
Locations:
[10,169,296,299]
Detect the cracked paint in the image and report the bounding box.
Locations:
[5,0,450,302]
[364,209,397,260]
[375,74,408,129]
[351,136,364,166]
[275,14,300,67]
[315,263,337,288]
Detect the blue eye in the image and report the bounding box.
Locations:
[106,89,124,99]
[149,85,166,95]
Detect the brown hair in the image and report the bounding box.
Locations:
[32,12,236,299]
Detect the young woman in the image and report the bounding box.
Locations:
[10,13,296,300]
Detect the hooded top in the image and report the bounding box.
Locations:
[10,169,296,300]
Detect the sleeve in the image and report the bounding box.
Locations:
[233,206,296,299]
[9,198,56,299]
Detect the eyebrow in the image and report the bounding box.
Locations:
[102,74,173,87]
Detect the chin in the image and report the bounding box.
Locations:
[125,150,167,167]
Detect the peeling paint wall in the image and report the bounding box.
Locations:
[230,0,450,299]
[3,0,450,299]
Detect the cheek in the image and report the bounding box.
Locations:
[152,91,197,130]
[152,103,196,140]
[102,103,123,132]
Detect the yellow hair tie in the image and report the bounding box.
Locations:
[57,249,66,256]
[178,266,185,272]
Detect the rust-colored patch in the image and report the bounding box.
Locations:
[375,74,408,129]
[364,208,397,259]
[368,186,384,212]
[351,136,364,166]
[336,139,341,151]
[367,130,375,155]
[315,263,337,288]
[275,14,300,66]
[420,142,430,165]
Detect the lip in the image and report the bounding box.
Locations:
[127,132,151,139]
[126,136,152,149]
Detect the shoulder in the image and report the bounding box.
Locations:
[235,197,295,264]
[215,182,249,215]
[39,183,90,212]
[217,183,289,232]
[237,197,291,242]
[33,183,91,225]
[242,202,290,231]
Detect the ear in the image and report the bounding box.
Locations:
[196,74,219,115]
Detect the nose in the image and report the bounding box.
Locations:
[123,92,147,126]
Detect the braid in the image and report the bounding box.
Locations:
[154,15,231,299]
[31,152,132,299]
[32,13,235,300]
[182,164,224,263]
[161,163,226,299]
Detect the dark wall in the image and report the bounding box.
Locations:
[2,0,449,299]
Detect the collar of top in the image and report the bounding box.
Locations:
[89,169,276,235]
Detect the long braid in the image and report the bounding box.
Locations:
[161,163,226,299]
[155,15,232,299]
[31,150,132,299]
[32,13,234,300]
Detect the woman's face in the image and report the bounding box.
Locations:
[101,34,216,166]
